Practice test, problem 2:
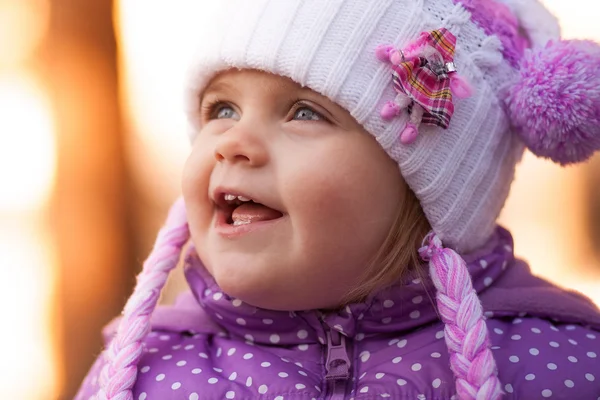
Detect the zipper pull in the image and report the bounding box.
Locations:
[325,330,351,380]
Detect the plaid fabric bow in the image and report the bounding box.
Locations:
[376,28,471,144]
[392,29,456,129]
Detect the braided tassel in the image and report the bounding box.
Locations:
[419,232,503,400]
[96,197,190,400]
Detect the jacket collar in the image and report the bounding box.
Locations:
[182,227,515,346]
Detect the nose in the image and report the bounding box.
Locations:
[214,123,269,167]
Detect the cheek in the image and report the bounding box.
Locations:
[182,143,215,240]
[182,150,209,207]
[282,141,403,267]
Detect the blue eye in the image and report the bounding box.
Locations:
[293,107,323,121]
[216,105,239,120]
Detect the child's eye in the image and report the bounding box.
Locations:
[201,101,240,121]
[215,105,239,120]
[293,106,324,121]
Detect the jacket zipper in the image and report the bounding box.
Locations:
[324,329,352,400]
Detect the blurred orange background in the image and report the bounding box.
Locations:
[0,1,598,399]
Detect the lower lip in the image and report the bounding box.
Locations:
[214,210,286,238]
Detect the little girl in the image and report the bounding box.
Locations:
[76,0,600,399]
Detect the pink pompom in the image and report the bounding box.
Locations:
[450,74,473,99]
[507,39,600,165]
[381,101,401,120]
[400,123,419,144]
[390,50,403,66]
[375,44,395,63]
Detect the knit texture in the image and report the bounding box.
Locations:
[184,0,559,253]
[507,40,600,165]
[420,233,503,399]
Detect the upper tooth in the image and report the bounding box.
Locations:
[238,195,251,202]
[224,194,236,201]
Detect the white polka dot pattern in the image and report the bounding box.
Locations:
[75,310,600,400]
[82,316,600,399]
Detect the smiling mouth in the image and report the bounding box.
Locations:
[219,194,284,226]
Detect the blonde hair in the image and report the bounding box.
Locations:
[340,186,431,305]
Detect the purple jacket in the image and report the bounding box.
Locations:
[76,227,600,399]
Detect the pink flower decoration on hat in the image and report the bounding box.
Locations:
[376,29,473,144]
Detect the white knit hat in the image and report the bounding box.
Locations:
[184,0,563,253]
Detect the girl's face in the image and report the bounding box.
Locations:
[183,70,406,311]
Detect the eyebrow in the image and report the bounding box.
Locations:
[201,80,239,101]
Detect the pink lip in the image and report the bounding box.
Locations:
[213,207,286,239]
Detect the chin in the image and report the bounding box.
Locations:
[204,252,348,311]
[209,261,279,307]
[221,278,340,312]
[210,267,317,311]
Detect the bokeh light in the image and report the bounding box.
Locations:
[0,74,56,211]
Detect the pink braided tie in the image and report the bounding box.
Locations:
[96,197,190,400]
[419,232,504,400]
